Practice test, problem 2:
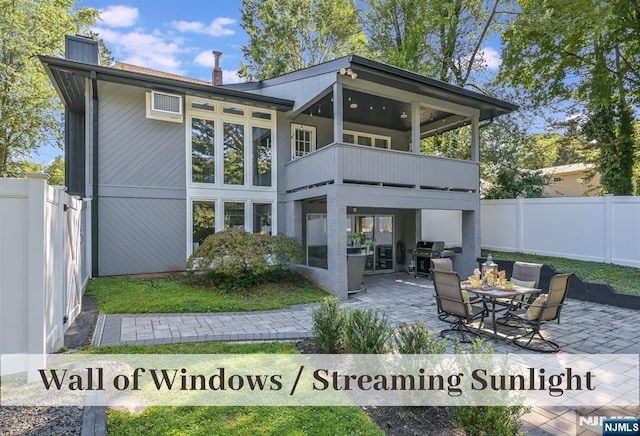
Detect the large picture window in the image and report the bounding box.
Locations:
[224,202,245,230]
[253,127,272,186]
[191,119,215,183]
[192,201,215,250]
[224,122,245,185]
[292,124,316,159]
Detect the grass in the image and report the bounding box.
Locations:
[84,342,383,436]
[86,274,328,314]
[483,250,640,296]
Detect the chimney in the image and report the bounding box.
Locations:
[212,51,223,86]
[65,35,99,65]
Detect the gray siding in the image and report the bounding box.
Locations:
[251,72,335,113]
[97,81,187,275]
[99,197,186,275]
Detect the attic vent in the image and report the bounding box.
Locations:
[152,91,182,114]
[146,91,183,123]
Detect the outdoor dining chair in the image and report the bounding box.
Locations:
[511,272,573,353]
[432,270,487,343]
[497,261,544,323]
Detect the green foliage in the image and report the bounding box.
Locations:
[452,338,529,436]
[483,167,547,199]
[187,229,303,277]
[311,296,346,353]
[239,0,367,81]
[341,307,392,353]
[0,0,98,176]
[394,321,447,354]
[499,0,639,195]
[45,156,65,186]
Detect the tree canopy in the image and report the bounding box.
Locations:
[239,0,367,81]
[0,0,98,177]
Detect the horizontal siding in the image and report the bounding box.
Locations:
[99,197,186,275]
[98,81,186,189]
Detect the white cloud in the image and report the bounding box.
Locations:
[93,26,184,74]
[480,47,501,69]
[98,5,139,28]
[222,70,242,84]
[172,17,236,36]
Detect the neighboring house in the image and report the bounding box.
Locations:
[539,163,600,197]
[40,35,516,298]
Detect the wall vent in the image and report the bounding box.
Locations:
[146,91,183,123]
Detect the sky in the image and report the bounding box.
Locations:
[33,0,503,164]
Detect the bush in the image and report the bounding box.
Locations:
[452,338,530,436]
[341,307,392,354]
[187,229,303,277]
[311,296,346,353]
[394,322,447,354]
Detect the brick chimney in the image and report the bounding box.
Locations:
[212,51,223,86]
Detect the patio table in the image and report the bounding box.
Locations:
[461,281,540,341]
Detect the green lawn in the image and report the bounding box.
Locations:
[86,275,328,314]
[483,250,640,296]
[87,342,382,436]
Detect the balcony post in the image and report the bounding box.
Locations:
[411,102,420,154]
[471,114,480,161]
[333,82,343,144]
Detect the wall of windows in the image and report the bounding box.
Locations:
[186,96,277,256]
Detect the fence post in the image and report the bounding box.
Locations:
[603,194,613,264]
[26,173,48,379]
[516,197,524,253]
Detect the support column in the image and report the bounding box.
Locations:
[411,102,420,153]
[327,190,347,299]
[333,82,343,144]
[459,209,480,277]
[470,114,480,162]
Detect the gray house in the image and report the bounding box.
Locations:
[41,35,516,298]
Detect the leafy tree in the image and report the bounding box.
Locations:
[239,0,367,81]
[499,0,638,195]
[45,156,65,186]
[5,160,44,178]
[0,0,98,177]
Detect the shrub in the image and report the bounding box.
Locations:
[186,229,303,276]
[394,322,447,354]
[452,338,530,436]
[341,307,392,354]
[311,296,346,353]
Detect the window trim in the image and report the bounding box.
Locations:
[291,123,317,159]
[343,129,391,149]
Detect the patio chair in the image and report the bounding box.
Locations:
[430,257,453,272]
[497,261,543,323]
[432,270,487,343]
[511,273,573,353]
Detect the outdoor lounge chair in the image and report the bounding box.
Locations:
[511,272,573,353]
[432,270,487,343]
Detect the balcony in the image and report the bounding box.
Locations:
[284,143,479,194]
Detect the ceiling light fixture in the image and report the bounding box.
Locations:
[400,111,408,119]
[350,102,358,109]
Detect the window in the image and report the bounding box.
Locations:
[223,105,245,116]
[292,124,316,159]
[192,201,215,250]
[253,127,272,187]
[553,177,563,182]
[253,203,272,235]
[190,100,215,112]
[224,122,245,185]
[343,130,391,149]
[307,214,328,269]
[224,202,245,230]
[191,118,215,183]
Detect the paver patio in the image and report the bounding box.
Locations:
[91,272,639,435]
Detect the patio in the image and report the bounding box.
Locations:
[92,272,639,435]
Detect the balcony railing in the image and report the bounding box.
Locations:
[285,142,479,193]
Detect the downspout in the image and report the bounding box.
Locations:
[91,71,99,277]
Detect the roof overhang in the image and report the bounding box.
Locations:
[39,55,295,112]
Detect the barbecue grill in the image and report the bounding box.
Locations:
[411,241,456,277]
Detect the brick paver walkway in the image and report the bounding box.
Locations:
[92,272,639,435]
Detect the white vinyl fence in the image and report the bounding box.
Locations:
[481,196,640,268]
[1,174,89,373]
